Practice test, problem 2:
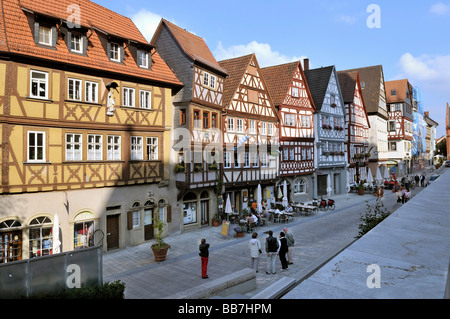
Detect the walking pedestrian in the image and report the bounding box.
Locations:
[415,174,419,186]
[265,230,279,274]
[283,227,295,264]
[248,232,262,272]
[420,174,425,187]
[278,232,288,271]
[199,238,209,279]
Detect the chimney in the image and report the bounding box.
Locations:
[303,58,309,71]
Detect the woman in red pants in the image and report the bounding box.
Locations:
[199,238,210,279]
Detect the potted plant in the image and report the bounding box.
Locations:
[208,161,218,171]
[233,226,245,238]
[174,162,185,173]
[357,181,365,195]
[151,213,170,261]
[212,212,220,227]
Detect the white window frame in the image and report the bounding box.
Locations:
[147,137,158,160]
[107,135,121,160]
[290,148,295,161]
[210,74,216,90]
[68,78,82,101]
[38,25,52,46]
[138,50,149,68]
[132,210,140,228]
[252,152,259,167]
[131,136,143,160]
[244,152,250,168]
[302,115,310,128]
[27,131,46,162]
[30,70,49,99]
[236,119,243,132]
[203,72,209,87]
[292,87,299,98]
[224,152,231,169]
[294,178,306,194]
[261,122,267,135]
[140,90,151,109]
[228,118,234,132]
[87,134,103,161]
[65,133,82,161]
[85,81,98,103]
[249,120,255,134]
[70,33,83,53]
[261,152,268,167]
[285,114,295,127]
[123,87,135,107]
[110,42,121,62]
[268,123,273,136]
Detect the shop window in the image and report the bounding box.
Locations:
[73,212,95,249]
[183,193,197,225]
[0,219,22,263]
[29,216,53,258]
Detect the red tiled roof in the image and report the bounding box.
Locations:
[152,19,227,76]
[385,79,410,104]
[0,0,182,86]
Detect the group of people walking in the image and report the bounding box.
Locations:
[199,227,296,279]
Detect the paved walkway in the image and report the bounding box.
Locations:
[283,167,450,299]
[103,167,445,299]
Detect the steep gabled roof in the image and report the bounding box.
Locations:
[385,79,411,104]
[151,19,227,76]
[0,0,182,86]
[260,61,299,106]
[337,70,359,104]
[304,66,334,111]
[339,65,384,114]
[261,60,316,110]
[218,54,255,108]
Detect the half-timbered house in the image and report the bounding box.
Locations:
[261,60,316,202]
[0,0,182,260]
[385,79,414,176]
[218,54,279,212]
[337,70,371,184]
[151,19,228,230]
[304,65,347,197]
[340,65,389,178]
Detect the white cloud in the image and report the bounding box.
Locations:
[395,53,450,92]
[214,41,307,68]
[130,9,164,42]
[430,2,450,15]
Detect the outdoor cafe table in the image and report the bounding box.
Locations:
[291,203,318,215]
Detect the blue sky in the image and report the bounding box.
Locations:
[94,0,450,137]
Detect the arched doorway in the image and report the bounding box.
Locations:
[183,192,197,225]
[144,199,156,241]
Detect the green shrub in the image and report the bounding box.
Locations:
[28,280,125,299]
[356,200,391,239]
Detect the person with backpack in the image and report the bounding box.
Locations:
[265,230,279,274]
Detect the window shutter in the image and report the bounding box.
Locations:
[51,26,57,47]
[66,31,72,50]
[167,205,172,223]
[106,42,111,59]
[34,22,40,44]
[119,45,124,63]
[82,36,88,55]
[127,211,133,230]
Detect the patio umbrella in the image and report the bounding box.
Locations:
[383,166,389,180]
[257,184,262,214]
[277,185,283,200]
[282,180,288,208]
[367,168,374,186]
[376,167,382,183]
[52,213,61,254]
[225,194,232,220]
[327,174,332,197]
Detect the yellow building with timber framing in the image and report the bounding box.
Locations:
[0,0,182,261]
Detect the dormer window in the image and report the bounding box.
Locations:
[70,33,83,53]
[138,50,149,68]
[38,25,52,46]
[110,42,121,62]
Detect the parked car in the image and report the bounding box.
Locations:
[445,160,450,167]
[429,174,440,182]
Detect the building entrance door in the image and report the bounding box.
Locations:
[106,214,120,251]
[144,209,154,240]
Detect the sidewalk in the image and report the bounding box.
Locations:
[103,168,445,299]
[283,167,450,299]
